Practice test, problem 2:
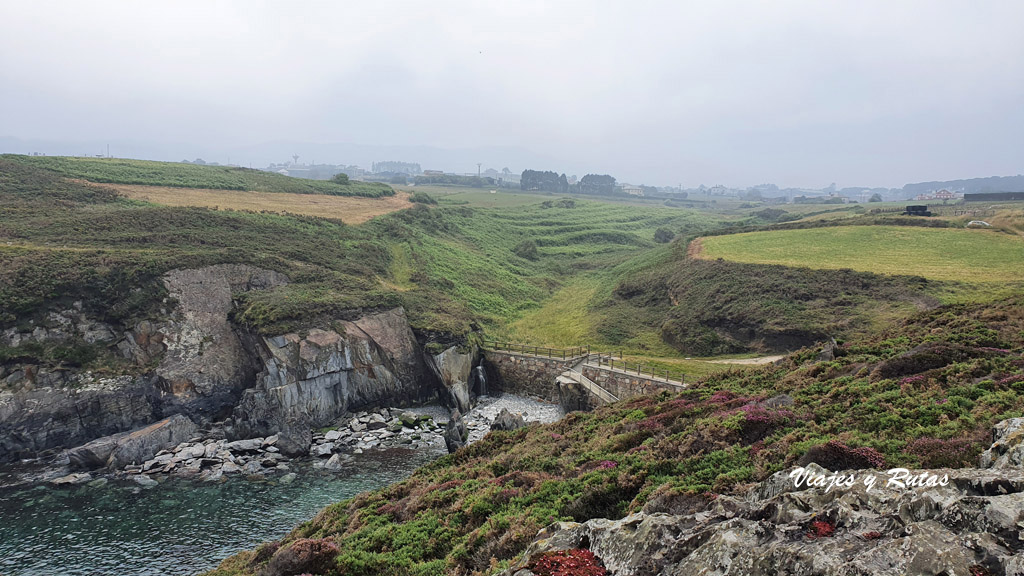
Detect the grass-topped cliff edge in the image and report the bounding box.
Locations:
[207,295,1024,575]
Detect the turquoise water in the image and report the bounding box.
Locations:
[0,448,441,576]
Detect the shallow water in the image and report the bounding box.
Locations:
[0,447,440,576]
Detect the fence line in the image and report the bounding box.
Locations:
[481,341,686,385]
[588,354,685,386]
[480,340,590,360]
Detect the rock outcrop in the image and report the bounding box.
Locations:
[231,308,434,448]
[980,417,1024,469]
[431,346,474,414]
[444,409,468,453]
[507,465,1024,575]
[1,263,440,464]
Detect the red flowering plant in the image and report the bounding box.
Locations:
[529,549,608,576]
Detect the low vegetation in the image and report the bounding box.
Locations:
[208,295,1024,576]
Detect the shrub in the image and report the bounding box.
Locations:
[513,240,539,260]
[904,437,977,468]
[530,549,607,576]
[653,228,675,243]
[262,538,339,576]
[331,172,350,184]
[409,191,437,205]
[798,440,886,470]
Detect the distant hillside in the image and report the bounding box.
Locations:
[902,174,1024,196]
[2,155,394,198]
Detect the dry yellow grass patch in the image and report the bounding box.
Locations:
[87,181,411,225]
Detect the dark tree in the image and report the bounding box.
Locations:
[331,173,350,184]
[579,174,617,196]
[868,193,883,202]
[521,170,568,193]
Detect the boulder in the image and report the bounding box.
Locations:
[324,453,345,471]
[274,424,311,457]
[490,408,527,432]
[69,414,198,470]
[225,438,263,452]
[132,474,158,488]
[324,429,343,441]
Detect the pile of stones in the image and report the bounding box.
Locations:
[309,408,447,469]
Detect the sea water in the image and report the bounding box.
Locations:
[0,447,440,576]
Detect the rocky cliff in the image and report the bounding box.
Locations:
[506,420,1024,576]
[0,264,442,464]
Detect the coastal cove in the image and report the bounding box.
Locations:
[0,395,563,576]
[0,448,438,576]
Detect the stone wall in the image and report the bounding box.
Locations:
[483,351,571,402]
[580,366,685,402]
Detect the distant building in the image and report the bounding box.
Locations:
[933,189,957,200]
[423,170,445,176]
[620,184,644,196]
[914,193,932,201]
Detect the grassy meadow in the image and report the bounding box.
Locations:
[696,225,1024,284]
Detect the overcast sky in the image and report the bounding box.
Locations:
[2,1,1022,188]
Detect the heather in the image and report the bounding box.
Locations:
[209,295,1024,576]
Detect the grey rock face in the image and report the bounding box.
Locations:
[432,347,474,414]
[0,265,287,463]
[507,465,1024,576]
[232,308,432,445]
[979,417,1024,468]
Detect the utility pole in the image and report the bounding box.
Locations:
[477,163,482,178]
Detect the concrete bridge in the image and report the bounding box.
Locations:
[481,341,686,411]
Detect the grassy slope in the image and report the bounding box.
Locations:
[0,160,721,368]
[698,225,1024,283]
[3,155,394,198]
[208,296,1024,576]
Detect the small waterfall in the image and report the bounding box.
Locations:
[474,365,487,396]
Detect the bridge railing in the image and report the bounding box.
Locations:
[481,340,590,361]
[587,354,686,386]
[562,368,618,403]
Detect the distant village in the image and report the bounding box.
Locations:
[171,155,1024,205]
[253,157,923,204]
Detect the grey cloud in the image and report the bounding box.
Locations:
[1,1,1022,188]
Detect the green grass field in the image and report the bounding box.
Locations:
[4,155,394,197]
[697,225,1024,283]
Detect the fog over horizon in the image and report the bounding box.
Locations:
[1,1,1022,189]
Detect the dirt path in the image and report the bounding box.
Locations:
[687,237,704,258]
[705,355,785,365]
[79,181,411,225]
